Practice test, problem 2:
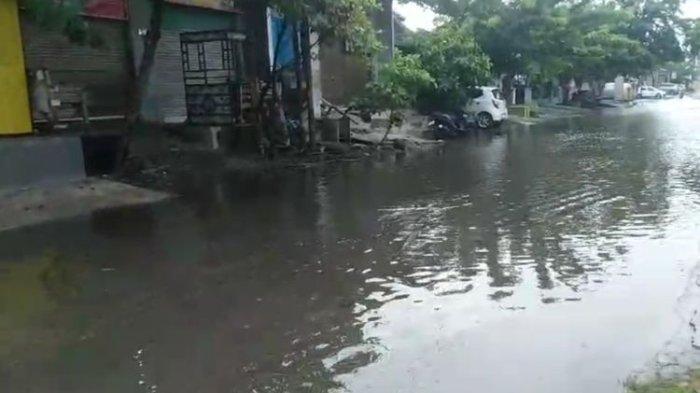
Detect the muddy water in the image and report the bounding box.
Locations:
[3,99,700,393]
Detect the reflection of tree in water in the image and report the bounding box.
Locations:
[0,174,381,393]
[0,251,95,389]
[375,115,674,302]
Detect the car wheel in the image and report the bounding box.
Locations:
[656,93,662,99]
[476,112,494,129]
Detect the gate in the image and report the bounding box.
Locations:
[180,30,246,125]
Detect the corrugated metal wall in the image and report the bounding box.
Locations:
[20,15,130,117]
[129,0,241,123]
[144,30,188,122]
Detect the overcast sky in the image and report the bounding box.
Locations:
[395,0,700,32]
[394,2,437,31]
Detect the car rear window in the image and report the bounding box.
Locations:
[491,89,503,99]
[466,88,484,99]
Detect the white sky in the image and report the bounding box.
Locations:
[684,0,700,18]
[394,2,438,31]
[396,0,700,32]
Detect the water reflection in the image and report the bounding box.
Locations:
[2,100,700,392]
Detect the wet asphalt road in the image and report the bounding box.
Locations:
[2,98,700,393]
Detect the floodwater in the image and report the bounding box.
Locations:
[3,99,700,393]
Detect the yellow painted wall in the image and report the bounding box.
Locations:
[0,0,32,135]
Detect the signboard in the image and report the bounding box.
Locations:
[167,0,238,12]
[84,0,127,20]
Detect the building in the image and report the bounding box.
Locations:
[318,0,395,106]
[19,0,131,125]
[128,0,244,124]
[0,0,34,135]
[2,0,395,134]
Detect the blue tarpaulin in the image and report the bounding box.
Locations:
[268,9,296,70]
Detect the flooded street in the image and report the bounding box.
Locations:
[4,99,700,393]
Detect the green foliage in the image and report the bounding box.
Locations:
[269,0,383,55]
[354,52,435,117]
[626,371,700,393]
[664,61,697,83]
[22,0,103,47]
[685,19,700,58]
[573,29,652,80]
[405,0,689,82]
[622,0,685,64]
[353,52,434,141]
[406,21,492,110]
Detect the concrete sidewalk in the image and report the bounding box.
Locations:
[0,178,169,232]
[508,104,588,126]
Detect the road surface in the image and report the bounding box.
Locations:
[3,98,700,392]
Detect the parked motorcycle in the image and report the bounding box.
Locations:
[428,111,477,139]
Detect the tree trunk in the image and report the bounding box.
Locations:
[292,22,308,148]
[501,74,513,106]
[256,19,288,110]
[127,0,164,128]
[379,110,394,145]
[251,17,289,155]
[119,0,164,168]
[300,20,316,148]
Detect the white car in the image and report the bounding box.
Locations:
[658,83,683,96]
[465,86,508,128]
[637,86,666,99]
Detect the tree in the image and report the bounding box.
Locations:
[353,53,435,142]
[423,0,579,99]
[263,0,383,147]
[22,0,103,47]
[572,29,651,82]
[270,0,382,55]
[404,21,492,110]
[404,0,685,99]
[684,19,700,58]
[621,0,685,66]
[128,0,165,126]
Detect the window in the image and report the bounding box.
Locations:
[466,88,484,99]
